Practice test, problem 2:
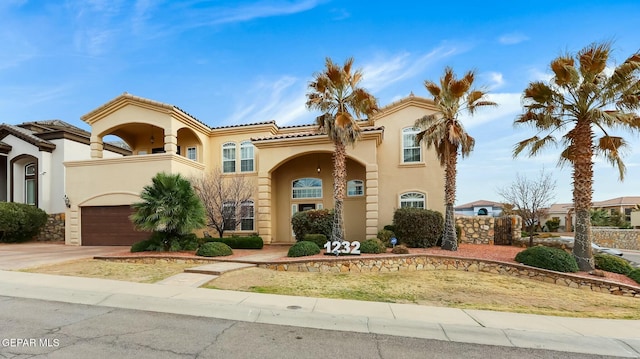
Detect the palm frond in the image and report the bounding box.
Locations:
[578,42,610,77]
[424,80,440,98]
[550,55,578,86]
[513,135,557,158]
[596,135,628,179]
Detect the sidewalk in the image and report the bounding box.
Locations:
[0,270,639,357]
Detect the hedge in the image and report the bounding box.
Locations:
[205,235,263,249]
[0,202,48,243]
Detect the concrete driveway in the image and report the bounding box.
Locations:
[0,242,128,270]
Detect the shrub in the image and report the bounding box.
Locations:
[130,239,154,253]
[391,244,409,254]
[205,235,264,249]
[629,269,640,285]
[196,242,233,257]
[177,233,200,251]
[0,202,48,243]
[594,253,633,275]
[304,234,328,248]
[360,238,386,254]
[515,246,579,273]
[383,224,396,233]
[545,218,560,232]
[287,241,320,257]
[392,208,443,248]
[376,229,395,247]
[291,209,334,241]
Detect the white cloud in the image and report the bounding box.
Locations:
[186,0,322,27]
[460,92,521,129]
[498,32,529,45]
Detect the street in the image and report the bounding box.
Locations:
[0,296,622,359]
[621,250,640,268]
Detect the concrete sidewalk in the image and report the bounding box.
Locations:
[0,270,639,357]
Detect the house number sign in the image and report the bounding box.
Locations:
[323,241,361,255]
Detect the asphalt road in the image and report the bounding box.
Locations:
[621,250,640,268]
[0,296,623,359]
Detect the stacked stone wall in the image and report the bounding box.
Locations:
[36,213,65,242]
[591,228,640,250]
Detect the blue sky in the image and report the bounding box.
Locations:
[1,0,639,206]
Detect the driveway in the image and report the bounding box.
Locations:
[0,242,128,270]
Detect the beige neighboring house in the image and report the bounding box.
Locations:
[543,196,640,231]
[454,200,504,217]
[64,93,445,246]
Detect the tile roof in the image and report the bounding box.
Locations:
[251,125,384,142]
[0,123,56,150]
[210,120,276,130]
[455,199,503,209]
[593,196,640,207]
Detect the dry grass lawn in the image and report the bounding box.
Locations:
[20,259,640,319]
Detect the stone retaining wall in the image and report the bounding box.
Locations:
[592,228,640,250]
[36,213,65,242]
[258,255,639,298]
[455,215,521,244]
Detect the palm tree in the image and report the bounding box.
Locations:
[131,172,206,250]
[306,57,379,242]
[514,42,640,271]
[415,67,497,251]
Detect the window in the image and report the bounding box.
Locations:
[240,200,254,231]
[186,147,197,161]
[347,180,364,196]
[240,141,254,172]
[222,142,236,173]
[402,127,421,163]
[292,178,322,199]
[24,163,36,205]
[400,192,425,209]
[222,202,236,230]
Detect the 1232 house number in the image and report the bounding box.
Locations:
[323,241,361,255]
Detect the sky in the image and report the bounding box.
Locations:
[1,0,639,206]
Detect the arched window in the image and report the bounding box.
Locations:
[477,208,488,216]
[400,192,425,209]
[222,142,236,173]
[240,141,254,172]
[347,180,364,196]
[24,163,36,205]
[292,178,322,199]
[402,127,421,163]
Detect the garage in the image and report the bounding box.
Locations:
[81,205,150,246]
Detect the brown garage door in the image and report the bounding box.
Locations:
[81,206,150,246]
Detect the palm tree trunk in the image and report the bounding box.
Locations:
[441,150,458,251]
[572,120,594,271]
[332,141,347,242]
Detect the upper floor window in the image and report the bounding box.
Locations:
[292,178,322,199]
[400,192,425,209]
[222,142,236,173]
[402,127,421,163]
[347,180,364,196]
[240,141,254,172]
[186,147,197,161]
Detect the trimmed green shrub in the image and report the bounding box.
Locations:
[205,235,264,249]
[177,233,199,251]
[594,253,633,275]
[0,202,48,243]
[383,224,396,233]
[545,218,560,232]
[377,229,395,247]
[131,239,154,252]
[515,246,579,273]
[303,234,328,248]
[196,242,233,257]
[628,268,640,285]
[287,241,321,257]
[392,208,443,248]
[291,209,334,241]
[360,238,386,254]
[391,244,409,254]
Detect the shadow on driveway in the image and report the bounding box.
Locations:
[0,242,128,270]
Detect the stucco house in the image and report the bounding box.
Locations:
[542,196,640,232]
[1,120,128,239]
[64,93,446,246]
[454,200,503,217]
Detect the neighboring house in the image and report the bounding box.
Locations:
[454,200,503,217]
[542,203,574,232]
[64,93,446,246]
[0,120,128,214]
[542,196,640,232]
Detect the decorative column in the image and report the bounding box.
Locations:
[90,135,103,159]
[164,128,178,155]
[257,172,272,244]
[365,163,379,238]
[65,205,80,245]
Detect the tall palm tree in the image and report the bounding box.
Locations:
[131,172,206,250]
[306,57,379,242]
[514,42,640,271]
[415,67,497,251]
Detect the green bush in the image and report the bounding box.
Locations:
[360,238,386,254]
[594,253,633,275]
[0,202,48,243]
[205,235,264,249]
[196,242,233,257]
[545,218,560,232]
[392,208,443,248]
[287,241,320,257]
[376,229,395,247]
[303,234,328,248]
[391,244,409,254]
[383,224,396,233]
[291,209,334,241]
[515,246,579,273]
[130,239,154,252]
[628,269,640,284]
[131,232,199,252]
[177,233,200,251]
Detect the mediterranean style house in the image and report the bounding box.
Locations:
[454,200,504,217]
[0,120,127,213]
[64,93,445,245]
[542,196,640,232]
